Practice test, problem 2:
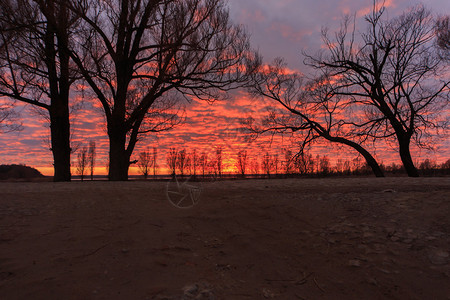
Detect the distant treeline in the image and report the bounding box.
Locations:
[129,147,450,179]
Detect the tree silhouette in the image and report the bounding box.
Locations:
[273,154,279,176]
[166,148,178,178]
[318,155,330,176]
[87,140,96,180]
[236,149,248,178]
[199,151,208,178]
[138,148,152,179]
[246,59,385,177]
[262,152,271,178]
[250,158,259,177]
[305,2,449,177]
[177,149,187,176]
[283,149,293,175]
[67,0,258,180]
[295,151,314,175]
[76,146,88,181]
[0,0,80,181]
[152,147,157,178]
[216,146,223,178]
[191,149,197,178]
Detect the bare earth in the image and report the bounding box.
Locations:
[0,177,449,300]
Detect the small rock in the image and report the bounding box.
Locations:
[156,295,173,300]
[378,268,391,274]
[367,277,378,286]
[196,289,214,300]
[348,259,361,267]
[382,189,396,193]
[363,232,374,238]
[262,288,274,298]
[390,236,400,242]
[183,284,199,296]
[432,231,445,237]
[428,248,449,265]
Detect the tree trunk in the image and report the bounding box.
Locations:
[108,129,130,181]
[398,136,419,177]
[327,136,385,177]
[49,102,71,182]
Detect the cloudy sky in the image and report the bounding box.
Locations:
[0,0,449,176]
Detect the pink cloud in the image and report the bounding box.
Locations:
[269,22,313,42]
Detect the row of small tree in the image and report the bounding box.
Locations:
[164,147,223,178]
[150,146,450,178]
[74,141,449,179]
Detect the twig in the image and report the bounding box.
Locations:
[75,243,110,258]
[265,279,296,282]
[314,277,325,293]
[265,272,313,285]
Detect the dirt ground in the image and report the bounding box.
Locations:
[0,177,449,299]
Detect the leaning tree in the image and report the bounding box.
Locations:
[305,2,449,177]
[68,0,257,180]
[246,59,385,177]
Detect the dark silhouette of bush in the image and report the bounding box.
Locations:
[0,164,44,180]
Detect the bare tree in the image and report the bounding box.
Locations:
[152,147,157,178]
[216,146,223,178]
[166,148,177,178]
[138,148,152,179]
[305,2,449,177]
[67,0,258,180]
[199,151,208,178]
[76,146,88,181]
[186,153,192,176]
[191,149,197,178]
[295,151,314,175]
[262,152,272,178]
[250,158,259,177]
[246,59,385,177]
[343,160,351,175]
[335,158,344,174]
[177,149,187,176]
[284,149,293,175]
[419,158,437,176]
[0,0,81,181]
[318,155,331,176]
[236,149,248,178]
[273,154,279,176]
[87,140,96,180]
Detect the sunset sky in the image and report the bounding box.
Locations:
[0,0,449,176]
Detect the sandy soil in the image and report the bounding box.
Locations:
[0,177,449,300]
